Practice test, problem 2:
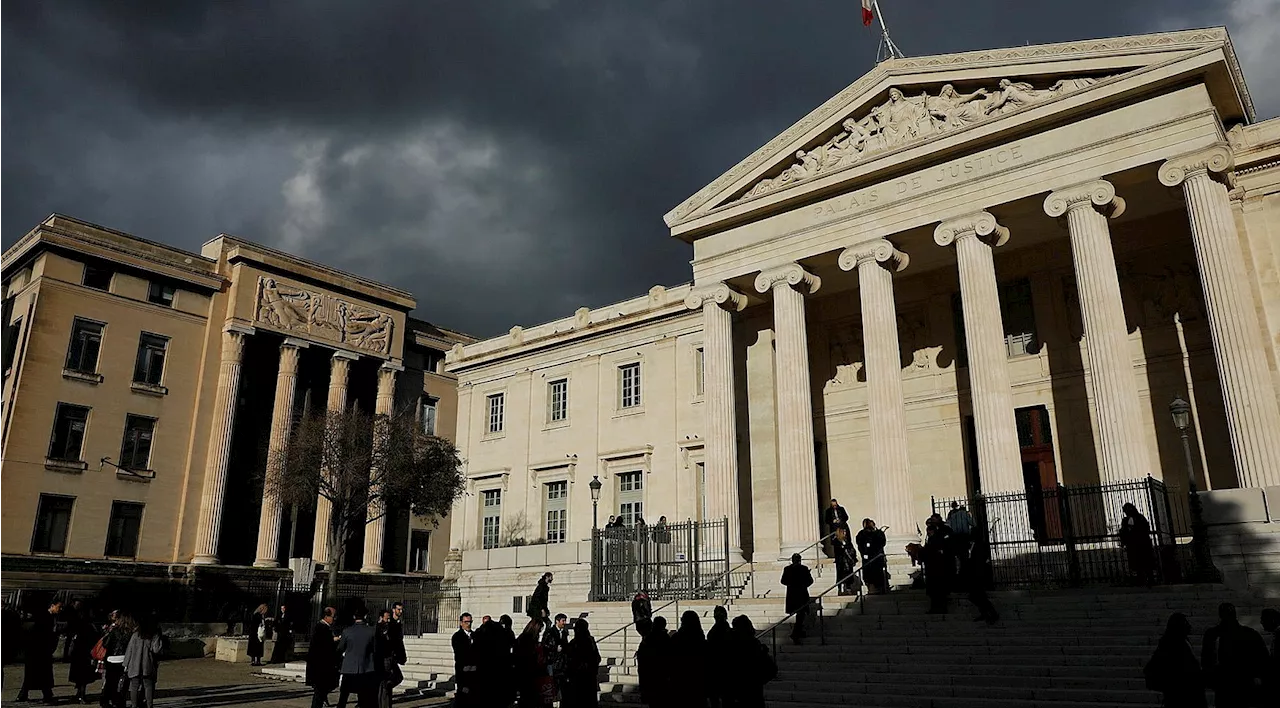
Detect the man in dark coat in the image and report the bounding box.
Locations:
[856,519,888,593]
[635,616,671,708]
[824,498,849,535]
[383,603,406,703]
[307,607,340,708]
[527,573,553,628]
[725,616,775,708]
[1118,503,1156,585]
[1201,603,1268,708]
[780,554,813,642]
[705,606,732,708]
[336,607,379,708]
[922,514,955,614]
[18,599,62,704]
[451,613,477,706]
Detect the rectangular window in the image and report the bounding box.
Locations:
[619,362,642,409]
[133,333,168,386]
[694,347,705,398]
[147,282,176,307]
[481,489,502,549]
[31,494,74,554]
[3,316,22,376]
[119,415,156,470]
[48,403,90,461]
[486,393,505,434]
[65,318,104,373]
[617,471,644,526]
[1000,279,1038,358]
[409,529,431,572]
[104,501,144,557]
[548,379,568,423]
[544,481,568,543]
[82,264,113,291]
[420,397,438,436]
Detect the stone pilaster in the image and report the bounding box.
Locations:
[934,212,1023,495]
[685,283,748,558]
[362,362,402,573]
[1045,180,1152,483]
[838,240,915,538]
[754,263,821,557]
[313,350,359,564]
[254,339,308,568]
[191,324,253,565]
[1160,145,1280,488]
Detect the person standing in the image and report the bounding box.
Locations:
[705,607,732,708]
[562,618,601,708]
[824,499,849,535]
[306,607,340,708]
[123,616,165,708]
[247,603,270,667]
[65,600,99,704]
[670,611,708,708]
[18,599,62,704]
[922,514,955,614]
[514,619,553,708]
[336,607,379,708]
[269,604,295,665]
[99,610,133,708]
[381,604,406,706]
[452,613,478,706]
[780,554,813,643]
[856,519,888,594]
[635,616,672,708]
[1118,503,1156,586]
[542,614,569,701]
[527,573,553,628]
[1143,613,1206,708]
[1201,603,1268,708]
[832,527,859,595]
[725,616,775,708]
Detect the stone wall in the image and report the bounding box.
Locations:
[1201,487,1280,597]
[451,541,593,621]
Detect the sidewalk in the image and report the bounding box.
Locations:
[1,659,449,707]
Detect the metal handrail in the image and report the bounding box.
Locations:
[755,553,886,655]
[596,560,754,645]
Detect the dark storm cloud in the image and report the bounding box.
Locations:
[4,0,1275,337]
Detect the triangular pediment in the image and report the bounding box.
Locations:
[665,28,1251,232]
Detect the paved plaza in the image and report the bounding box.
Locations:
[0,659,450,708]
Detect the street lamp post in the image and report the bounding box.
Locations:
[1169,396,1219,582]
[590,475,603,531]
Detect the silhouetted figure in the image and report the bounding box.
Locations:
[247,603,269,667]
[65,600,99,703]
[1144,613,1206,708]
[528,572,554,628]
[123,616,165,708]
[724,616,776,708]
[451,613,478,707]
[825,498,849,535]
[562,618,601,708]
[632,592,653,638]
[832,526,860,595]
[543,614,570,701]
[922,515,955,614]
[19,600,62,704]
[306,607,340,708]
[960,528,999,624]
[781,554,814,642]
[337,607,379,708]
[515,618,554,708]
[1261,608,1279,697]
[670,611,708,708]
[374,609,401,708]
[1202,603,1268,708]
[947,501,975,545]
[636,616,672,708]
[491,615,518,708]
[856,519,888,593]
[269,604,295,664]
[705,607,732,708]
[1118,503,1156,585]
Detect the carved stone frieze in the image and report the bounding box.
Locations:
[896,307,938,372]
[736,76,1111,203]
[825,321,864,392]
[254,276,394,356]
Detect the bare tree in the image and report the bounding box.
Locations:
[264,406,465,602]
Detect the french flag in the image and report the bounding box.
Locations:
[862,0,875,26]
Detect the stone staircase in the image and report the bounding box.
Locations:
[258,633,458,697]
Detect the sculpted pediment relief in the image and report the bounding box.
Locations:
[255,276,395,356]
[734,76,1111,204]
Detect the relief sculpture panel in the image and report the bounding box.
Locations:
[255,276,394,356]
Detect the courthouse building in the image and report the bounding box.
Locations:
[1,215,471,587]
[443,28,1280,612]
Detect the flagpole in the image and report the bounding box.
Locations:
[873,0,905,62]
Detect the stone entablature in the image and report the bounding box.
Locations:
[254,276,395,356]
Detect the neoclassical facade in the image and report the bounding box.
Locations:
[444,29,1280,609]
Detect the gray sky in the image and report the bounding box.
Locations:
[4,1,1276,338]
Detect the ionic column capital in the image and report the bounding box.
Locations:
[1159,144,1234,188]
[838,239,909,273]
[933,210,1009,248]
[1044,179,1126,219]
[684,283,747,312]
[754,263,821,296]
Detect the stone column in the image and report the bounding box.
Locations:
[934,212,1023,495]
[685,283,748,559]
[191,324,253,565]
[1160,145,1280,488]
[313,350,359,564]
[253,339,308,568]
[1045,180,1151,483]
[755,263,822,558]
[838,240,915,537]
[362,362,401,573]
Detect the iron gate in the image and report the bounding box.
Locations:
[590,518,729,602]
[932,476,1183,588]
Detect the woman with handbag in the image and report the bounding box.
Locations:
[100,611,134,708]
[247,604,269,667]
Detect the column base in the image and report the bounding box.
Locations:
[252,559,280,569]
[190,554,219,566]
[360,564,383,574]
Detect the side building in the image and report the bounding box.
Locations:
[1,214,472,595]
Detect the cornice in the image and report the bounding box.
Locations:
[4,223,224,290]
[216,236,416,311]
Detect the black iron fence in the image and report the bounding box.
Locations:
[932,476,1184,588]
[590,518,730,602]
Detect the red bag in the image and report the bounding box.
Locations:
[90,637,107,662]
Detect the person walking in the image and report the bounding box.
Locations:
[379,605,406,707]
[562,618,601,708]
[705,606,731,708]
[527,573,554,629]
[65,600,99,704]
[781,554,814,643]
[18,599,62,704]
[99,610,133,708]
[1201,602,1268,708]
[1118,503,1156,586]
[832,526,860,595]
[123,616,165,708]
[922,514,955,614]
[451,613,478,706]
[670,611,708,708]
[856,519,888,593]
[306,607,340,708]
[632,592,653,638]
[824,498,849,535]
[635,616,672,708]
[724,616,775,708]
[269,604,295,665]
[247,603,270,667]
[1144,613,1206,708]
[336,607,379,708]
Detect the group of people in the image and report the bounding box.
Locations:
[244,603,297,667]
[303,602,408,708]
[1145,603,1279,708]
[904,504,1001,623]
[824,498,889,595]
[633,608,776,708]
[17,599,167,707]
